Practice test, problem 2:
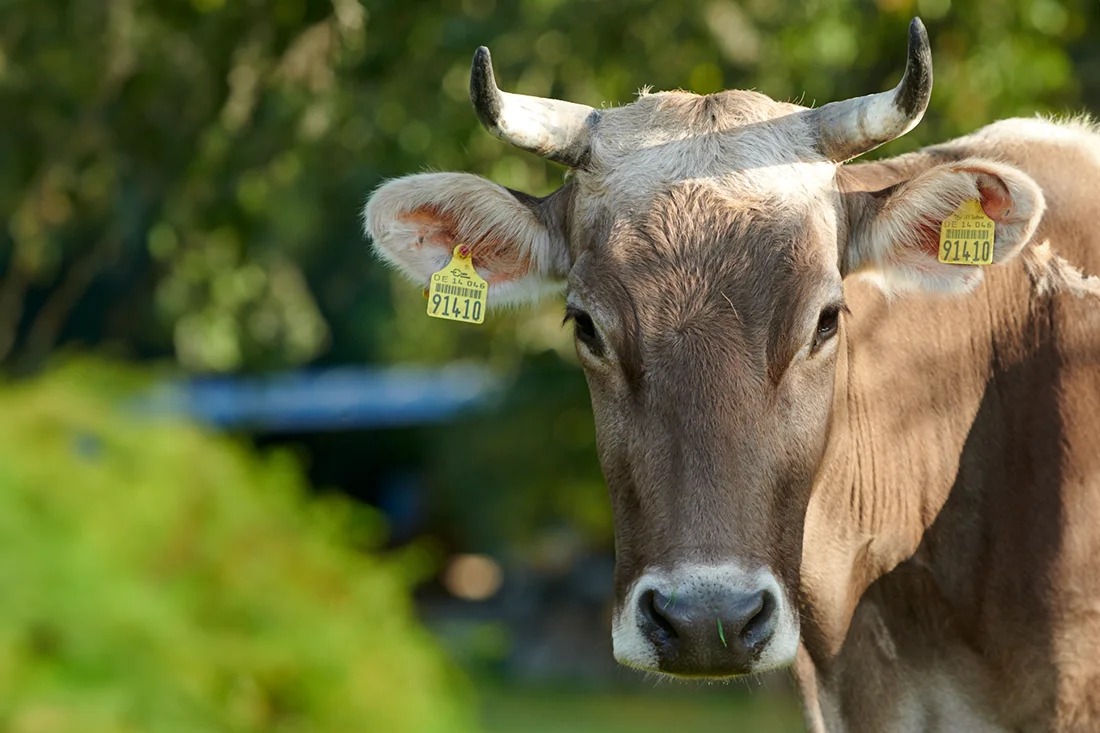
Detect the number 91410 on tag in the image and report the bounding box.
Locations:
[426,246,488,325]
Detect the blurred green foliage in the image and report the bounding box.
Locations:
[2,0,1094,372]
[0,359,477,733]
[424,351,610,555]
[481,686,803,733]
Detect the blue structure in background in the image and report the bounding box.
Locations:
[133,364,501,432]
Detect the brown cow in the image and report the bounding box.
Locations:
[364,18,1100,731]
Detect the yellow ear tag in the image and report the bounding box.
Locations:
[426,244,488,324]
[938,199,996,266]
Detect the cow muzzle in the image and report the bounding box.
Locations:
[612,563,799,678]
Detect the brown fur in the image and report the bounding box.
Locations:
[796,123,1100,732]
[573,184,835,604]
[366,82,1100,728]
[562,112,1100,729]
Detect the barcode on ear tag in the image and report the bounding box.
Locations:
[426,245,488,324]
[939,199,996,266]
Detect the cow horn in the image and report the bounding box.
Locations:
[812,18,933,163]
[470,46,598,168]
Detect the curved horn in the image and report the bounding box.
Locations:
[470,46,597,168]
[813,18,933,163]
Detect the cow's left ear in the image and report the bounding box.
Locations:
[844,159,1045,293]
[364,172,572,307]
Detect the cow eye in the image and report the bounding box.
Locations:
[565,307,603,355]
[812,305,842,351]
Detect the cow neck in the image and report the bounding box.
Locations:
[799,256,1068,670]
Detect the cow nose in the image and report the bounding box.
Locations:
[637,584,778,675]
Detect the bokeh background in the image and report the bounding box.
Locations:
[1,0,1097,731]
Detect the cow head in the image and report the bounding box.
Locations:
[364,19,1045,678]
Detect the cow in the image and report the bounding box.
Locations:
[363,18,1100,731]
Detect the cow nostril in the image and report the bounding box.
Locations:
[739,590,777,648]
[639,590,678,642]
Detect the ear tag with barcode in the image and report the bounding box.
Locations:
[426,244,488,324]
[938,199,996,266]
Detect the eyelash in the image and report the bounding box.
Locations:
[812,302,848,352]
[564,307,603,355]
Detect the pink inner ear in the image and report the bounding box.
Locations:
[959,168,1013,222]
[911,170,1014,257]
[402,208,458,251]
[398,205,532,284]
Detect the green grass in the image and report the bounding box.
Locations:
[481,685,805,733]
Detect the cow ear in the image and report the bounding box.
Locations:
[845,159,1045,293]
[364,172,571,307]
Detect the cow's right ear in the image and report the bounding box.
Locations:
[843,159,1045,294]
[363,172,571,307]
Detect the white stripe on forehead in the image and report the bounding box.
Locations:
[572,90,838,221]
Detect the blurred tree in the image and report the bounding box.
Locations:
[0,358,477,733]
[1,0,1094,373]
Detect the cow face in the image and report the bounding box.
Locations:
[364,19,1045,678]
